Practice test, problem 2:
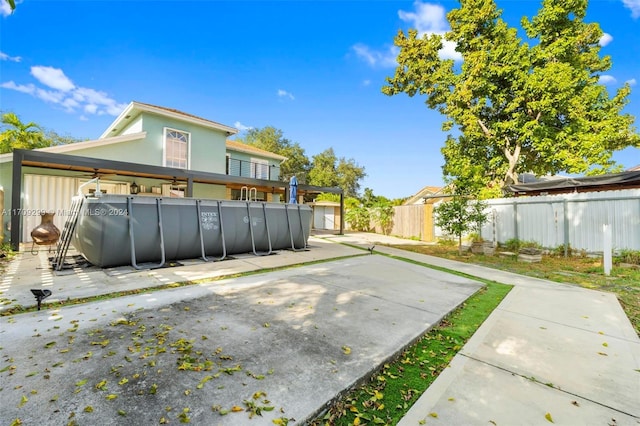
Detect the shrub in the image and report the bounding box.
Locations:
[437,237,457,247]
[615,249,640,265]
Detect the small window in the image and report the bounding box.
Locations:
[164,128,190,169]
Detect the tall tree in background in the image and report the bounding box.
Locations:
[240,126,311,183]
[237,127,366,197]
[383,0,639,192]
[308,148,366,198]
[0,112,49,153]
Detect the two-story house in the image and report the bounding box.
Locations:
[1,101,338,249]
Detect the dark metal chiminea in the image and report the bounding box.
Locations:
[30,211,61,254]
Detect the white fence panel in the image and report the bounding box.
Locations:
[482,189,640,252]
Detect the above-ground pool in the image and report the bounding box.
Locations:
[71,195,312,268]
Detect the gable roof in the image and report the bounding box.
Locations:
[403,185,444,205]
[100,101,238,138]
[225,140,287,162]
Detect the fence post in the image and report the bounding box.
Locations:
[563,200,569,257]
[603,224,612,276]
[513,202,518,242]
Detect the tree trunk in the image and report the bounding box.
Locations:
[503,141,521,185]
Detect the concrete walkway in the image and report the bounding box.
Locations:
[1,232,638,425]
[326,233,640,425]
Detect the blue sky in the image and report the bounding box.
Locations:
[1,0,639,199]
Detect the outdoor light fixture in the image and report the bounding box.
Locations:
[30,289,52,310]
[130,182,139,194]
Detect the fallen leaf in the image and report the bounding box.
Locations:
[342,346,351,355]
[18,395,28,408]
[545,412,554,423]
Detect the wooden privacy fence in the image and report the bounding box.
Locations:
[371,204,435,242]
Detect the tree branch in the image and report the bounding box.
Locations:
[477,119,491,137]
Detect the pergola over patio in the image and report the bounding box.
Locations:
[8,149,344,250]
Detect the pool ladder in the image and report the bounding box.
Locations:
[51,194,85,271]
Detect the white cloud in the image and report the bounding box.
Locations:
[1,63,127,118]
[352,43,399,67]
[362,79,371,86]
[599,33,613,46]
[622,0,640,18]
[398,1,462,61]
[277,89,295,100]
[398,1,448,34]
[599,75,617,84]
[31,66,75,91]
[35,87,65,103]
[1,0,13,17]
[352,1,461,68]
[626,78,637,86]
[61,97,80,110]
[234,121,252,132]
[1,80,35,94]
[84,104,98,114]
[0,51,22,62]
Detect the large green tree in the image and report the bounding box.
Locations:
[308,148,366,198]
[239,126,311,183]
[383,0,639,191]
[0,112,50,153]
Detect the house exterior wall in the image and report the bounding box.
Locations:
[56,138,155,166]
[193,183,226,199]
[137,113,227,173]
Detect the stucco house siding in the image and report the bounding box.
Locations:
[137,113,227,174]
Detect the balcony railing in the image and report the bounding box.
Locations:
[227,158,278,180]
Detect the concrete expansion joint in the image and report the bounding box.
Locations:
[499,308,640,342]
[458,352,640,420]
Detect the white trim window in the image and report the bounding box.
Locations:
[163,127,190,169]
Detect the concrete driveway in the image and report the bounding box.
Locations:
[0,236,482,425]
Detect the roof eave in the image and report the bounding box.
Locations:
[101,101,239,138]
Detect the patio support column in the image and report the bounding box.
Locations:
[339,191,344,235]
[10,149,24,251]
[186,177,194,197]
